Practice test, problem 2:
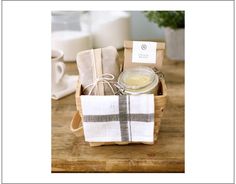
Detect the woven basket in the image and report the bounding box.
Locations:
[71,77,168,147]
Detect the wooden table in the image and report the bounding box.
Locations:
[52,50,185,173]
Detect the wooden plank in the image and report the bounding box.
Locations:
[51,50,185,173]
[52,131,184,172]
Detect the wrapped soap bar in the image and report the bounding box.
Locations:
[76,46,120,95]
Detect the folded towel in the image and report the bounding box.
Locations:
[76,46,120,95]
[52,75,78,100]
[81,94,155,142]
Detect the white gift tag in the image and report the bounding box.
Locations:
[132,41,157,64]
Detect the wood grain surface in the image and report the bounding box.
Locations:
[51,50,185,173]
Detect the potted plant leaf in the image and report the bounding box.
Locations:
[144,11,185,61]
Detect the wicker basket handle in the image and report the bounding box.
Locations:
[70,111,83,137]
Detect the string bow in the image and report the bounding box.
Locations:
[83,73,116,95]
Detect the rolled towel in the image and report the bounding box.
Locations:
[76,46,120,95]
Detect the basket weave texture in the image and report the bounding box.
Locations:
[72,77,168,147]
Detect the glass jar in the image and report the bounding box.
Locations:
[118,67,159,95]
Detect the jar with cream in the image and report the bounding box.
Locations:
[117,67,159,95]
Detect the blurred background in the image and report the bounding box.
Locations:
[51,11,184,61]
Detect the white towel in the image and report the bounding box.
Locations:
[52,75,78,100]
[81,94,155,142]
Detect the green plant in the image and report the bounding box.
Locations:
[144,11,185,30]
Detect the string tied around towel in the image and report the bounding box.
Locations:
[83,73,116,95]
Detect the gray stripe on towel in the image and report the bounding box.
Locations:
[83,113,154,122]
[128,95,132,142]
[119,95,129,141]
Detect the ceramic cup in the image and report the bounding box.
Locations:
[51,49,66,93]
[51,49,64,61]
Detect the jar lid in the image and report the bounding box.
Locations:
[118,66,158,92]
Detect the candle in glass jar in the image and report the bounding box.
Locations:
[118,67,159,95]
[123,74,151,86]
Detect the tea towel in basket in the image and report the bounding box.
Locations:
[81,94,155,142]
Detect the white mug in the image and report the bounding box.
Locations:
[51,49,64,61]
[51,49,66,93]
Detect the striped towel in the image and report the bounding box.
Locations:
[81,94,155,142]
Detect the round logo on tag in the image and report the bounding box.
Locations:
[141,44,147,50]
